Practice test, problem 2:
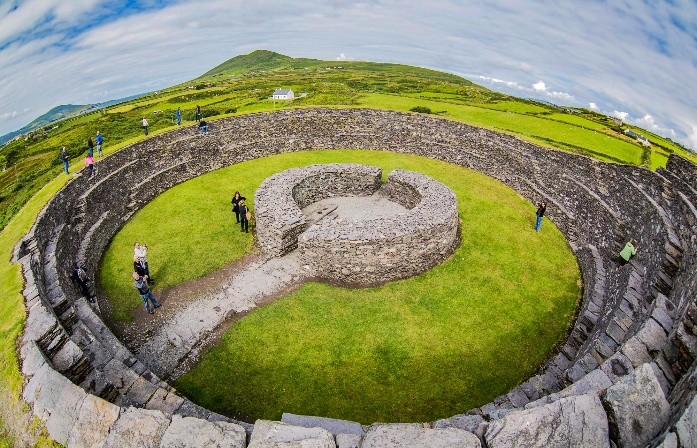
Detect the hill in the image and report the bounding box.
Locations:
[0,50,694,235]
[0,104,87,146]
[201,49,473,86]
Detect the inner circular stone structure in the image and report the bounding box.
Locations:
[254,163,459,286]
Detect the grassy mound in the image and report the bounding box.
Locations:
[100,150,580,423]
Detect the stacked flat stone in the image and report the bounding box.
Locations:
[14,108,697,446]
[255,164,382,256]
[255,165,459,286]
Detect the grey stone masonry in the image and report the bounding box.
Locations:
[255,164,459,286]
[255,164,383,256]
[12,108,697,446]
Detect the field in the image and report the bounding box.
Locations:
[99,150,580,423]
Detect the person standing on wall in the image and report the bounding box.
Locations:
[176,107,182,126]
[534,201,547,232]
[95,131,103,157]
[142,117,149,135]
[61,147,69,174]
[195,105,201,122]
[238,199,251,233]
[84,153,95,178]
[70,262,95,303]
[87,137,94,158]
[133,272,160,314]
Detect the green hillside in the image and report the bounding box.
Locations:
[0,50,694,234]
[0,104,88,146]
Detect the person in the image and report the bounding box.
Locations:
[142,117,149,135]
[134,255,147,277]
[231,191,245,223]
[95,131,103,157]
[195,105,201,122]
[133,272,160,314]
[61,147,69,174]
[535,201,547,232]
[84,153,95,178]
[620,239,638,265]
[87,137,94,157]
[238,199,251,233]
[199,120,209,133]
[134,242,154,284]
[176,107,182,126]
[70,262,95,303]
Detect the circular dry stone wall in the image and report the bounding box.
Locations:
[254,164,459,286]
[13,108,697,447]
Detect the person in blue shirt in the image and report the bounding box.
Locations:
[95,132,103,157]
[176,107,181,126]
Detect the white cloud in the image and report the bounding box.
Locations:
[589,102,599,110]
[0,108,30,123]
[0,0,105,45]
[530,80,574,102]
[687,127,697,150]
[336,53,349,60]
[632,114,677,138]
[613,111,629,121]
[478,76,523,90]
[532,81,546,92]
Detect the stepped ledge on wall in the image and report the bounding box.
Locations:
[13,108,697,447]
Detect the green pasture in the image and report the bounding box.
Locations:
[475,101,551,114]
[357,94,644,164]
[99,150,579,423]
[544,113,609,130]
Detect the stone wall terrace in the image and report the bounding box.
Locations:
[13,108,697,447]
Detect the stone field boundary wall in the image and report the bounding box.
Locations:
[13,108,697,447]
[255,164,460,286]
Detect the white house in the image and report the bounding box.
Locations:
[272,88,295,100]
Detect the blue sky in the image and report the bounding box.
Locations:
[1,0,696,150]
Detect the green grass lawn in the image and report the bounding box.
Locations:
[0,173,70,446]
[97,150,580,423]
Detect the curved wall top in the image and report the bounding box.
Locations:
[254,164,459,286]
[14,108,697,447]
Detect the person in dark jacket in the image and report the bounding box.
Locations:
[133,272,160,314]
[195,105,201,122]
[87,137,94,157]
[238,199,250,233]
[231,191,245,223]
[61,147,69,174]
[534,201,547,232]
[70,262,94,303]
[134,255,147,277]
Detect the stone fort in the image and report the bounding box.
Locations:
[14,108,697,447]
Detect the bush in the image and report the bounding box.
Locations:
[410,106,432,114]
